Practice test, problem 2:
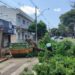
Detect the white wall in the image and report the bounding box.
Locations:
[0,6,17,25]
[16,14,32,29]
[0,6,34,43]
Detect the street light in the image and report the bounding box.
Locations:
[35,7,50,46]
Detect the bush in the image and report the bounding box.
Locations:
[34,56,75,75]
[38,33,51,49]
[69,45,75,57]
[33,36,75,75]
[56,40,72,56]
[38,50,54,63]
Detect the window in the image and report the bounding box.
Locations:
[18,16,21,23]
[18,32,20,40]
[22,32,24,40]
[25,34,27,39]
[23,20,25,24]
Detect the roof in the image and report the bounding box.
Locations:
[0,6,34,22]
[16,8,34,22]
[0,5,34,24]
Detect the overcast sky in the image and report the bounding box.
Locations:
[0,0,74,28]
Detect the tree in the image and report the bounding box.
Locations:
[60,9,75,38]
[28,20,47,39]
[51,28,60,36]
[58,24,70,37]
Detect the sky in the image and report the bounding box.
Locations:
[0,0,74,29]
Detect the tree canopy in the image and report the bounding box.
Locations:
[60,9,75,37]
[28,20,47,39]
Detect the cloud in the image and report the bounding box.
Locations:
[20,6,40,15]
[53,8,61,12]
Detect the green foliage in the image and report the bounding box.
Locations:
[28,20,47,39]
[39,33,56,49]
[34,55,75,75]
[51,28,60,36]
[20,68,34,75]
[38,33,50,49]
[58,24,70,37]
[38,50,53,63]
[33,7,75,75]
[60,9,75,26]
[60,9,75,37]
[68,45,75,57]
[56,40,72,56]
[51,9,75,37]
[33,34,75,75]
[9,43,31,50]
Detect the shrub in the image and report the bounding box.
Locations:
[56,40,72,56]
[33,35,75,75]
[38,33,51,49]
[34,56,75,75]
[38,50,53,63]
[69,45,75,57]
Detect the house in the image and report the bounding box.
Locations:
[0,6,34,43]
[0,19,14,48]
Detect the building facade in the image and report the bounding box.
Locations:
[0,6,34,43]
[0,19,14,47]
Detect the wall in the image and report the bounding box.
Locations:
[16,14,32,29]
[0,6,17,25]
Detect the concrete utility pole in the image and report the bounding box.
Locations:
[0,28,3,57]
[35,7,50,45]
[35,6,38,45]
[74,24,75,38]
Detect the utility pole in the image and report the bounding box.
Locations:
[0,28,3,57]
[71,2,75,38]
[35,6,38,45]
[74,23,75,38]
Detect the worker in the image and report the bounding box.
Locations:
[46,43,52,51]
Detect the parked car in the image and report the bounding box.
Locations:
[51,36,59,40]
[59,36,63,39]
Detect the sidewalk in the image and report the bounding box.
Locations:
[0,58,8,63]
[0,58,38,75]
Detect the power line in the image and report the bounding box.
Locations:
[12,0,23,7]
[41,14,50,26]
[28,0,50,25]
[0,0,12,7]
[28,0,37,7]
